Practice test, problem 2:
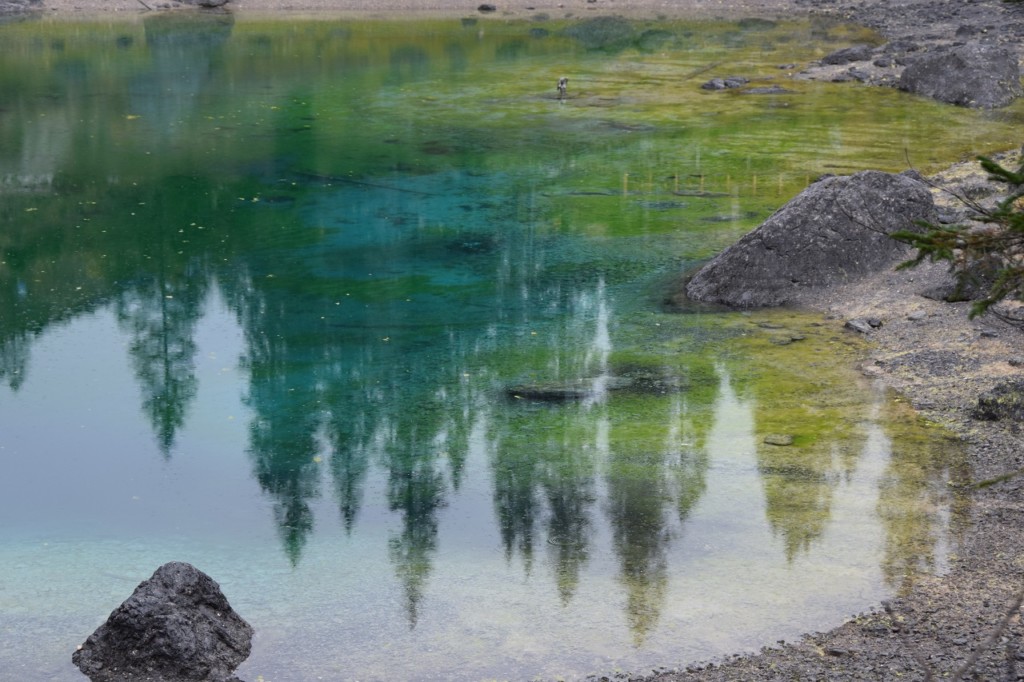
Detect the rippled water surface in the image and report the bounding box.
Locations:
[1,11,1017,681]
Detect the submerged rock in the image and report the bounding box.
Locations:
[742,85,797,95]
[507,382,592,402]
[685,171,936,308]
[73,562,253,682]
[764,434,795,446]
[701,76,748,90]
[506,371,685,402]
[899,43,1022,108]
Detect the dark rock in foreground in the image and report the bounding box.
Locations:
[685,171,936,308]
[899,43,1022,108]
[73,562,253,682]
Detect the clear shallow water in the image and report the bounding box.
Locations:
[0,11,1005,681]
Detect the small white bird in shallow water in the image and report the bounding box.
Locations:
[557,76,569,100]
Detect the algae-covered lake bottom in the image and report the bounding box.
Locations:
[0,11,1017,681]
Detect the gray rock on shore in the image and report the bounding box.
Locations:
[72,562,253,682]
[899,43,1023,108]
[820,44,874,65]
[685,171,937,308]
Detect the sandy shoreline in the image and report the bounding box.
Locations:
[4,0,1023,680]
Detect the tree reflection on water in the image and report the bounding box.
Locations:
[0,13,972,671]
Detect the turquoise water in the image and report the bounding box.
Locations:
[0,11,1002,681]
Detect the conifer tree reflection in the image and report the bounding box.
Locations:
[606,444,670,646]
[667,364,717,524]
[135,13,233,136]
[875,404,970,593]
[491,428,540,572]
[230,274,324,567]
[0,240,33,391]
[541,446,594,605]
[383,403,448,628]
[0,332,29,391]
[248,400,320,566]
[672,443,709,525]
[731,360,863,561]
[489,404,599,588]
[247,373,322,567]
[605,369,716,644]
[115,225,206,459]
[326,417,371,535]
[756,446,836,561]
[437,381,475,492]
[489,277,613,586]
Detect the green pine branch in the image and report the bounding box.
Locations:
[892,155,1024,320]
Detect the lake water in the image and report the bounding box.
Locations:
[0,11,1016,682]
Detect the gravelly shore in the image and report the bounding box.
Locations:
[3,0,1022,680]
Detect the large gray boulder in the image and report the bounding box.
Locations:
[73,562,253,682]
[899,43,1022,108]
[685,171,936,308]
